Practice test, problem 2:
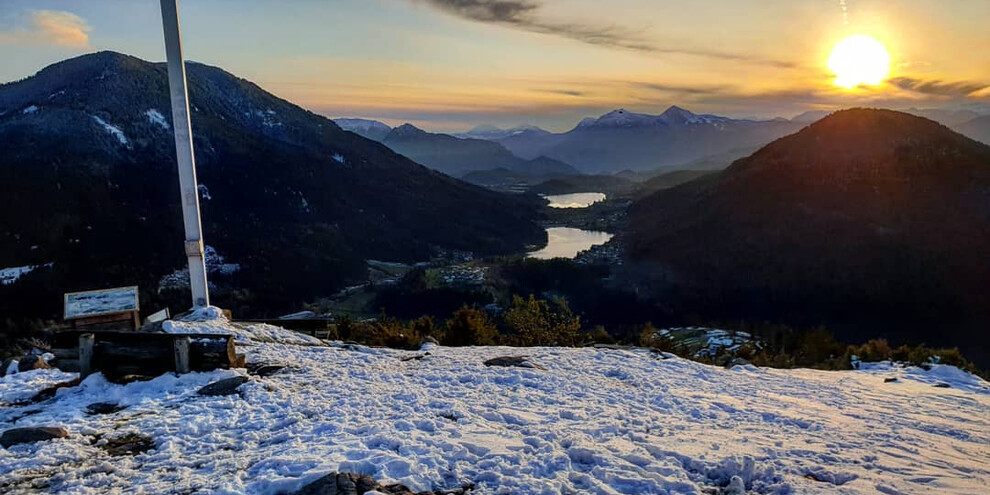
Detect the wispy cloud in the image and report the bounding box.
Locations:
[408,0,796,68]
[534,88,585,97]
[889,77,988,97]
[632,81,732,96]
[0,10,92,49]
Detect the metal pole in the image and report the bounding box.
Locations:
[160,0,210,308]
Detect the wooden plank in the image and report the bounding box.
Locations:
[79,333,95,379]
[173,337,190,373]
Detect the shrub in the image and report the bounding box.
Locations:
[502,294,581,346]
[794,327,846,366]
[849,339,892,362]
[443,306,498,346]
[587,325,615,345]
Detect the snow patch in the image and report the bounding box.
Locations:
[332,153,346,164]
[0,263,51,285]
[90,115,129,145]
[145,109,170,130]
[198,184,211,200]
[21,105,38,115]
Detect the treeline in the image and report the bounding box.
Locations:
[642,325,980,376]
[333,294,582,349]
[329,294,985,378]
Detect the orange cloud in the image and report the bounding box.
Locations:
[0,10,91,49]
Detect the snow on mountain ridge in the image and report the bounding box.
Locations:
[576,106,733,130]
[333,118,391,133]
[456,124,548,140]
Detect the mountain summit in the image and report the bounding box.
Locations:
[0,51,544,318]
[629,108,990,363]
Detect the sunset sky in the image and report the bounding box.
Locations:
[1,0,987,131]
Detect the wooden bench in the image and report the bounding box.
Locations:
[51,331,238,379]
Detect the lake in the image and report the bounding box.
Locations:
[543,192,607,208]
[528,227,614,260]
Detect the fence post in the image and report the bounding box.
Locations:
[79,333,95,379]
[173,336,191,374]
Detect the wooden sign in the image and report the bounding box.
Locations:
[64,286,140,329]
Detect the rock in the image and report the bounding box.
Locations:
[249,364,286,377]
[0,357,15,377]
[288,472,474,495]
[1,426,68,448]
[419,336,439,351]
[197,376,249,396]
[86,402,126,415]
[483,356,546,370]
[933,382,951,388]
[883,377,898,383]
[722,475,746,495]
[401,353,429,362]
[29,378,80,403]
[99,433,155,456]
[293,472,378,495]
[17,354,50,373]
[725,358,751,369]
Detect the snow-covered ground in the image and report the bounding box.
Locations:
[0,265,40,286]
[1,318,987,494]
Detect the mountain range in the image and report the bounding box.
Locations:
[628,109,990,363]
[334,119,577,178]
[340,107,990,180]
[488,107,805,173]
[335,108,804,176]
[0,51,545,325]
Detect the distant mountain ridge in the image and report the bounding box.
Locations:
[628,108,990,364]
[0,51,544,323]
[379,123,577,178]
[454,124,550,140]
[491,106,804,173]
[333,118,391,141]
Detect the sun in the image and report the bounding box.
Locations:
[827,35,891,89]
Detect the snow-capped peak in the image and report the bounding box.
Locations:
[333,118,391,134]
[659,105,731,125]
[575,106,734,130]
[577,109,661,129]
[457,124,548,140]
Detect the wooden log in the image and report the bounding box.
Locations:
[174,337,190,373]
[188,337,236,371]
[79,334,94,379]
[55,331,236,377]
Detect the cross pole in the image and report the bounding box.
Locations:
[160,0,210,308]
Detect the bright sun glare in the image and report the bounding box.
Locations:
[827,34,891,89]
